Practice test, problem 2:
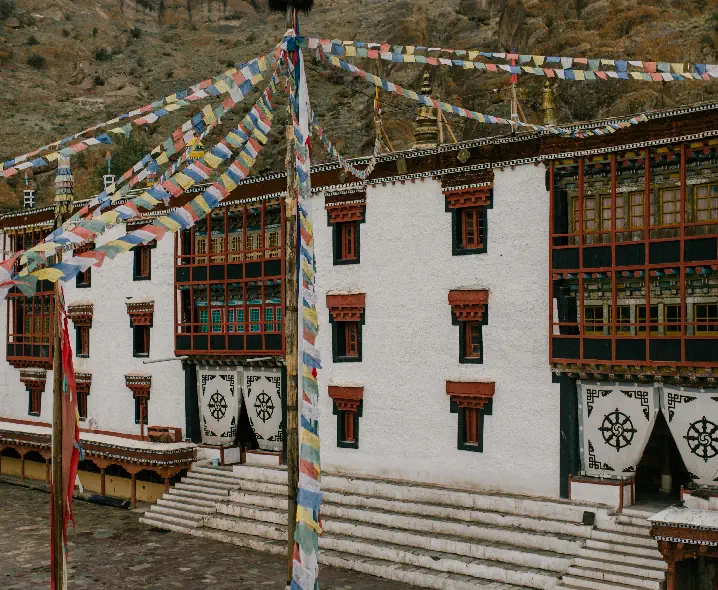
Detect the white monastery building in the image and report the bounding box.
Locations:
[2,94,718,589]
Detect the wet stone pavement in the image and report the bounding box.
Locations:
[0,483,415,590]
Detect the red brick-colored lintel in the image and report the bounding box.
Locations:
[126,301,154,326]
[67,303,93,327]
[75,372,92,394]
[444,188,491,209]
[326,202,365,224]
[328,385,364,413]
[326,293,366,322]
[19,369,47,394]
[448,289,489,322]
[446,380,495,409]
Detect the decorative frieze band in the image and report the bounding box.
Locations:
[125,374,151,398]
[328,385,364,413]
[75,372,92,395]
[19,368,47,395]
[448,289,489,322]
[126,299,154,326]
[446,381,495,410]
[67,302,93,328]
[326,202,365,224]
[326,293,366,322]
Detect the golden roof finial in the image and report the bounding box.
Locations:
[413,72,439,149]
[543,80,555,126]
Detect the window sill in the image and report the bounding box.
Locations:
[28,412,41,417]
[76,284,91,289]
[133,276,151,282]
[77,354,90,359]
[335,355,362,363]
[133,354,150,358]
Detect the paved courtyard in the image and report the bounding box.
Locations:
[0,482,414,590]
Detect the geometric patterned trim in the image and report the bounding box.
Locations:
[126,300,154,326]
[326,202,365,224]
[448,289,489,322]
[327,385,364,413]
[75,372,92,395]
[19,368,47,396]
[326,293,366,322]
[445,380,495,409]
[67,302,93,328]
[125,374,151,399]
[444,187,492,209]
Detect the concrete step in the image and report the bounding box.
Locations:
[574,557,666,580]
[321,547,528,590]
[579,548,667,571]
[595,521,653,537]
[172,483,229,500]
[590,529,658,548]
[207,512,560,589]
[615,514,653,528]
[140,516,194,535]
[198,464,598,525]
[160,492,216,508]
[148,505,205,523]
[139,511,203,529]
[620,508,660,520]
[560,573,660,590]
[567,565,663,590]
[584,539,662,559]
[156,498,216,515]
[183,474,240,491]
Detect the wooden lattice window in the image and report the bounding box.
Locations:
[583,305,605,334]
[135,395,148,425]
[195,236,208,264]
[695,183,718,222]
[449,290,488,364]
[327,200,365,265]
[344,322,358,357]
[660,189,681,225]
[695,303,718,334]
[637,304,659,334]
[464,323,482,358]
[327,293,365,363]
[460,207,484,249]
[210,236,225,263]
[76,267,91,288]
[666,304,681,334]
[246,232,261,261]
[267,228,281,258]
[464,408,480,445]
[615,305,631,334]
[77,388,89,420]
[629,191,644,229]
[447,381,494,453]
[228,233,243,262]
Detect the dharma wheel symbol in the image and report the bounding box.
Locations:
[685,417,718,462]
[208,392,228,420]
[255,391,275,423]
[599,409,637,451]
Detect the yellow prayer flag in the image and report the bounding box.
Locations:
[33,242,60,253]
[404,54,416,63]
[203,153,223,169]
[220,173,238,193]
[32,268,63,282]
[214,80,230,94]
[300,428,321,450]
[345,46,356,57]
[670,63,684,74]
[165,93,177,104]
[173,173,195,190]
[573,70,585,81]
[157,216,181,232]
[533,56,545,66]
[98,211,121,225]
[155,152,169,166]
[468,51,479,60]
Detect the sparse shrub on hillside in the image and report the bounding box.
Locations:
[166,70,174,79]
[26,35,39,45]
[0,0,15,20]
[94,76,105,86]
[92,26,98,37]
[95,47,112,61]
[62,28,70,37]
[130,26,142,39]
[27,54,46,69]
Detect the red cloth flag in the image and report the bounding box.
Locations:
[50,288,81,590]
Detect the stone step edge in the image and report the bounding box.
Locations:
[574,556,667,577]
[578,549,667,571]
[217,502,582,557]
[218,497,587,549]
[561,573,659,590]
[567,566,663,590]
[195,464,608,515]
[208,512,572,575]
[145,515,532,590]
[590,530,659,548]
[191,466,596,529]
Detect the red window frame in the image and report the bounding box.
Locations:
[345,322,359,357]
[134,325,150,357]
[341,223,357,261]
[464,322,482,358]
[461,207,484,250]
[77,326,90,357]
[135,245,152,280]
[464,408,479,445]
[77,390,88,420]
[342,411,356,443]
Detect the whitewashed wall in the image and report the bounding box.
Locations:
[0,225,186,438]
[312,165,561,498]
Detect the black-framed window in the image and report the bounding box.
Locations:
[332,320,362,362]
[76,326,90,358]
[330,206,365,265]
[332,401,362,449]
[134,395,148,425]
[450,399,493,452]
[453,314,488,365]
[133,325,150,357]
[133,241,155,281]
[28,389,41,416]
[77,389,88,420]
[76,267,91,288]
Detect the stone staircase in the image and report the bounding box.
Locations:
[558,507,667,590]
[140,464,667,590]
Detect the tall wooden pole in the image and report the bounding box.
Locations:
[51,215,65,590]
[284,14,300,584]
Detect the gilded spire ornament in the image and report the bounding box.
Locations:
[413,72,439,149]
[54,155,74,220]
[542,80,555,126]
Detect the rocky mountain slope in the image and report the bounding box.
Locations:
[1,0,718,207]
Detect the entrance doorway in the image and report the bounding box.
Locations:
[635,412,691,505]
